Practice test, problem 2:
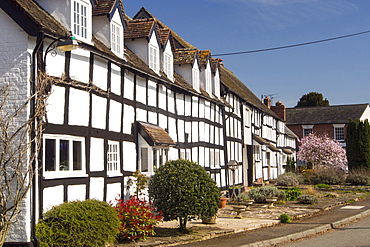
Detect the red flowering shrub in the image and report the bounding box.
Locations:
[112,196,162,242]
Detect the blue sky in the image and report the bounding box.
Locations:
[124,0,370,108]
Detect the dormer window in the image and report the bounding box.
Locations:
[205,66,212,95]
[72,0,91,41]
[149,44,159,73]
[111,22,122,55]
[192,64,200,91]
[164,53,173,80]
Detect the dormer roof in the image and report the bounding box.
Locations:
[211,58,221,74]
[174,48,198,65]
[93,0,125,21]
[125,18,157,40]
[198,50,211,68]
[159,28,171,47]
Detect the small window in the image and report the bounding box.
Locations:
[149,44,159,73]
[334,127,345,141]
[164,53,173,80]
[192,66,199,91]
[43,135,86,178]
[107,141,120,173]
[303,128,313,137]
[111,22,122,55]
[73,0,89,39]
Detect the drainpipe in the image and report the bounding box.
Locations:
[30,32,44,247]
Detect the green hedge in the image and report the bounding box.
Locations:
[36,199,120,247]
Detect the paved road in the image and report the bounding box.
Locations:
[278,214,370,247]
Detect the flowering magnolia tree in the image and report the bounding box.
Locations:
[297,133,347,170]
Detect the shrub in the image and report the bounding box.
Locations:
[112,196,162,242]
[285,187,302,201]
[276,172,300,186]
[310,167,346,185]
[279,213,292,223]
[297,195,318,204]
[314,183,332,189]
[346,168,370,185]
[148,159,220,231]
[248,186,286,203]
[36,199,120,247]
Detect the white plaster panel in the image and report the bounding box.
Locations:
[168,90,175,113]
[123,104,134,134]
[185,121,191,137]
[109,99,122,132]
[43,185,64,212]
[90,177,104,201]
[177,119,185,142]
[93,56,108,91]
[205,123,210,143]
[91,94,107,129]
[158,113,168,130]
[136,108,147,122]
[70,49,90,84]
[148,111,157,125]
[136,76,146,104]
[45,47,65,77]
[168,147,178,161]
[67,184,86,202]
[204,147,210,167]
[148,80,157,107]
[199,122,205,142]
[90,137,104,171]
[46,86,65,124]
[176,94,185,115]
[111,63,121,95]
[168,117,177,142]
[192,97,199,117]
[69,88,89,126]
[192,121,199,142]
[158,85,167,110]
[122,141,136,172]
[198,147,205,167]
[192,147,198,163]
[124,71,134,100]
[185,95,192,116]
[205,101,211,120]
[106,183,121,204]
[199,99,205,119]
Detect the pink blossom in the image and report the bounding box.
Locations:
[297,133,347,170]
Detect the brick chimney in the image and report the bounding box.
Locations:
[271,101,286,121]
[263,96,271,109]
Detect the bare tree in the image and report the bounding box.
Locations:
[0,73,50,245]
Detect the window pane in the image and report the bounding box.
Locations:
[73,141,82,170]
[141,148,148,172]
[45,139,56,171]
[60,140,69,171]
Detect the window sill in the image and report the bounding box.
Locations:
[107,172,123,178]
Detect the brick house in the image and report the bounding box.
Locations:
[285,104,370,146]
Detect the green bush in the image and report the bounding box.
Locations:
[297,195,318,204]
[285,187,302,201]
[314,183,332,189]
[248,186,286,203]
[310,167,346,185]
[279,213,292,223]
[346,168,370,185]
[148,159,220,231]
[36,199,120,247]
[276,172,300,186]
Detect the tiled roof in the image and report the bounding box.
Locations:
[174,48,198,65]
[138,122,176,146]
[125,18,155,39]
[286,104,369,125]
[198,50,210,68]
[159,28,170,46]
[93,0,114,15]
[0,0,69,37]
[219,66,279,118]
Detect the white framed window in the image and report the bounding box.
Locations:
[164,53,173,80]
[333,124,345,141]
[205,69,211,95]
[302,125,314,137]
[140,147,168,174]
[192,66,200,91]
[107,141,120,174]
[149,44,159,73]
[72,0,89,40]
[43,134,86,179]
[111,22,122,55]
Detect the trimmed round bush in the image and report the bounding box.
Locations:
[148,159,220,231]
[248,186,286,203]
[36,199,120,247]
[285,187,302,201]
[297,195,318,204]
[310,167,346,185]
[276,172,300,186]
[279,213,292,223]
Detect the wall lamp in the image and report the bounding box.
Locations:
[56,36,78,52]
